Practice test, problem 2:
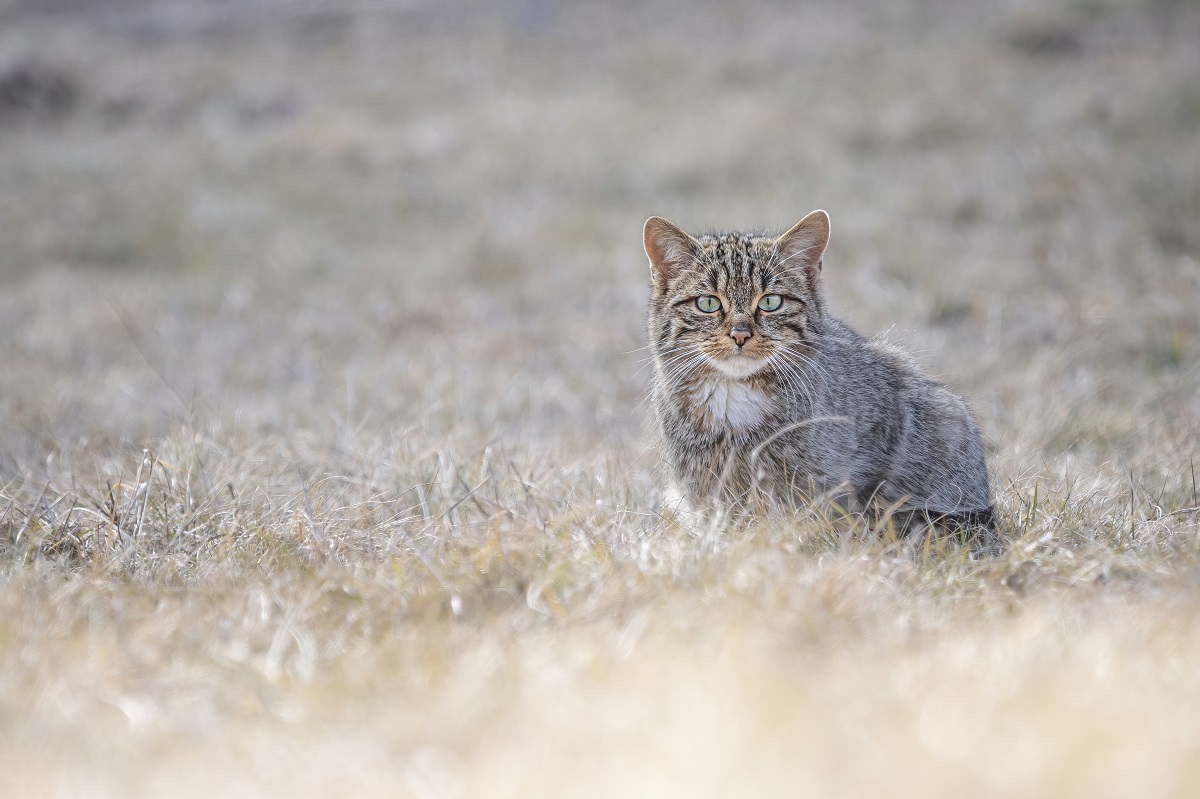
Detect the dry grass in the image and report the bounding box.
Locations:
[2,0,1200,796]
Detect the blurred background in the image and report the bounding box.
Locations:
[2,0,1197,483]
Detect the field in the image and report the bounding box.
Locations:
[2,0,1199,795]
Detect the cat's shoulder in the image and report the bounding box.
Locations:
[820,316,926,385]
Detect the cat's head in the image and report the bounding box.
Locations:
[644,210,830,380]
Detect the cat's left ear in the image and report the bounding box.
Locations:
[774,210,830,274]
[644,216,702,289]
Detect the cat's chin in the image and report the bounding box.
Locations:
[709,354,768,379]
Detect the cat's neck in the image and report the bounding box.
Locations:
[683,370,774,431]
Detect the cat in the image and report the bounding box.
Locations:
[644,210,993,529]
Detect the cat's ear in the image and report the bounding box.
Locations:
[774,210,830,273]
[644,216,702,287]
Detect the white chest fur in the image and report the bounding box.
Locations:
[691,377,771,430]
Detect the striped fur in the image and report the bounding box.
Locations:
[644,211,992,525]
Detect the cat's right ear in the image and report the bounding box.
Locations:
[644,216,701,289]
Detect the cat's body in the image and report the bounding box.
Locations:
[645,211,992,525]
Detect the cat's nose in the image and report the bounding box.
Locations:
[730,326,752,347]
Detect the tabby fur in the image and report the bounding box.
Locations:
[644,210,992,527]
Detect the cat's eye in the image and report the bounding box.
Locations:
[696,295,722,313]
[758,294,783,312]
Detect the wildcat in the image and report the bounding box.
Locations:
[644,210,992,528]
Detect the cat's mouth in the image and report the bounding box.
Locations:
[709,351,769,379]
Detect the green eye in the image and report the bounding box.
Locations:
[696,295,722,313]
[758,294,783,312]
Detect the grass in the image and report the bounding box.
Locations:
[2,0,1200,796]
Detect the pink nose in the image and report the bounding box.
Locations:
[730,326,752,347]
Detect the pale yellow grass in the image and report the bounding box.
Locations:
[2,0,1199,796]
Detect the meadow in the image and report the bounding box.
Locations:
[1,0,1199,795]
